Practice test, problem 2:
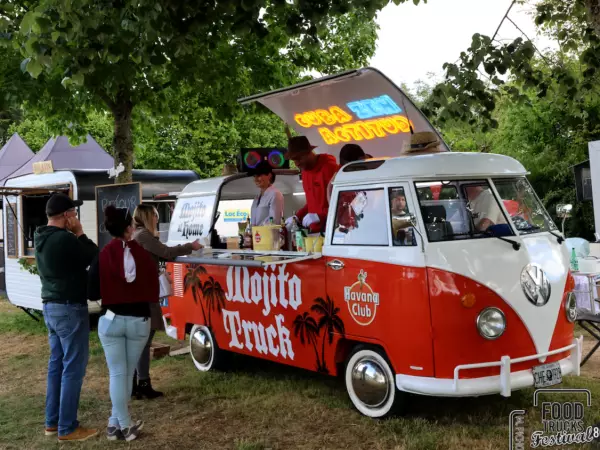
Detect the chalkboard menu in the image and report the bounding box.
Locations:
[95,182,142,250]
[6,203,18,258]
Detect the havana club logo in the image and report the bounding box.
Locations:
[344,270,379,326]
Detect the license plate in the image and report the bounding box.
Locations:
[532,362,562,388]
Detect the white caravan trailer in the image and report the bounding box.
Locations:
[2,169,198,315]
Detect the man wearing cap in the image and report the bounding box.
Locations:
[285,136,339,233]
[35,193,99,442]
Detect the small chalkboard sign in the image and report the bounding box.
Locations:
[6,203,18,258]
[95,182,142,250]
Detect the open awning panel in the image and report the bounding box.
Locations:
[239,67,450,160]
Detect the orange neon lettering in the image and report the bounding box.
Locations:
[295,113,311,128]
[306,112,323,127]
[319,128,338,145]
[393,115,412,133]
[380,118,399,134]
[334,126,353,143]
[316,109,336,126]
[365,120,386,138]
[346,122,374,141]
[330,106,352,124]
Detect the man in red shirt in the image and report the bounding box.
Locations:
[285,136,339,233]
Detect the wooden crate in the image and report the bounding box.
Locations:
[150,342,171,360]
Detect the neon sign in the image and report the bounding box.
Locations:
[318,115,412,145]
[346,95,402,119]
[293,95,413,146]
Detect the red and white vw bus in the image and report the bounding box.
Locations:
[163,68,582,418]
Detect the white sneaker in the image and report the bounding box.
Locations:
[121,420,143,441]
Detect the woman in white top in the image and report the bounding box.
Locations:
[251,162,284,226]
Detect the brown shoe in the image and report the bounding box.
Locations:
[58,427,98,442]
[45,427,58,436]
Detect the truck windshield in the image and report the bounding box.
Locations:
[492,177,557,235]
[414,180,511,242]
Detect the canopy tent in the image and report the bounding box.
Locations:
[8,134,114,180]
[0,133,34,185]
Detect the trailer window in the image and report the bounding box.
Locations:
[332,188,389,246]
[389,187,417,246]
[22,194,52,256]
[415,181,512,242]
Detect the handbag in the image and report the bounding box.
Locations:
[158,268,173,298]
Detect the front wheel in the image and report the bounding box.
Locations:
[189,325,227,372]
[344,346,404,418]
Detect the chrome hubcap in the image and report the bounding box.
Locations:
[190,328,212,366]
[351,357,390,408]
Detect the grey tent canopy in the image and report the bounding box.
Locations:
[0,133,34,185]
[8,134,114,180]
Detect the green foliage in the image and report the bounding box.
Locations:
[427,0,600,131]
[0,0,393,183]
[17,257,38,276]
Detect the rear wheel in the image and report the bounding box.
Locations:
[344,346,403,418]
[189,325,227,371]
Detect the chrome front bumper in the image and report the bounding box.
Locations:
[396,336,583,397]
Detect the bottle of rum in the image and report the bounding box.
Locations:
[243,218,253,249]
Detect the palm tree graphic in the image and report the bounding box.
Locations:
[202,276,226,328]
[292,312,322,372]
[311,296,345,374]
[183,265,208,325]
[294,296,345,374]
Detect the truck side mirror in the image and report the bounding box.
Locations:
[392,213,417,229]
[556,204,573,219]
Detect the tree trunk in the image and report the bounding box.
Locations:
[112,96,134,184]
[585,0,600,37]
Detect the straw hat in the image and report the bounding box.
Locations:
[222,163,238,176]
[401,131,443,155]
[285,136,317,160]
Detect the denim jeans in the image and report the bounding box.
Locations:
[98,314,151,429]
[43,302,90,437]
[136,329,156,381]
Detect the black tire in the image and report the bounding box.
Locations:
[189,325,228,371]
[344,345,405,418]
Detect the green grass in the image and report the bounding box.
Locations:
[2,297,600,449]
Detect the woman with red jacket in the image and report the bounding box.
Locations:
[90,205,158,442]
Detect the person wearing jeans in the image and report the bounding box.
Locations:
[35,193,99,442]
[131,204,201,399]
[88,205,159,441]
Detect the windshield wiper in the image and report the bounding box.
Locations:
[549,230,564,244]
[485,230,521,251]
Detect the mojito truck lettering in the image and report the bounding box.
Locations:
[222,265,302,360]
[177,200,207,238]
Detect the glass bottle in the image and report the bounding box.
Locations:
[243,218,253,249]
[570,247,579,272]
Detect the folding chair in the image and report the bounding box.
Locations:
[573,272,600,366]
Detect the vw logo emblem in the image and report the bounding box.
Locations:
[520,263,551,306]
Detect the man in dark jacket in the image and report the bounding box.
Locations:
[35,193,99,442]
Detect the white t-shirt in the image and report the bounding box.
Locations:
[470,189,505,228]
[251,185,284,226]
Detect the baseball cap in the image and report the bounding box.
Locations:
[46,193,83,216]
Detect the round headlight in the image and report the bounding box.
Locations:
[476,307,506,340]
[565,292,577,323]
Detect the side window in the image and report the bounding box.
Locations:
[332,188,389,246]
[389,187,417,247]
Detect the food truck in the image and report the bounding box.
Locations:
[3,167,198,315]
[163,68,582,418]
